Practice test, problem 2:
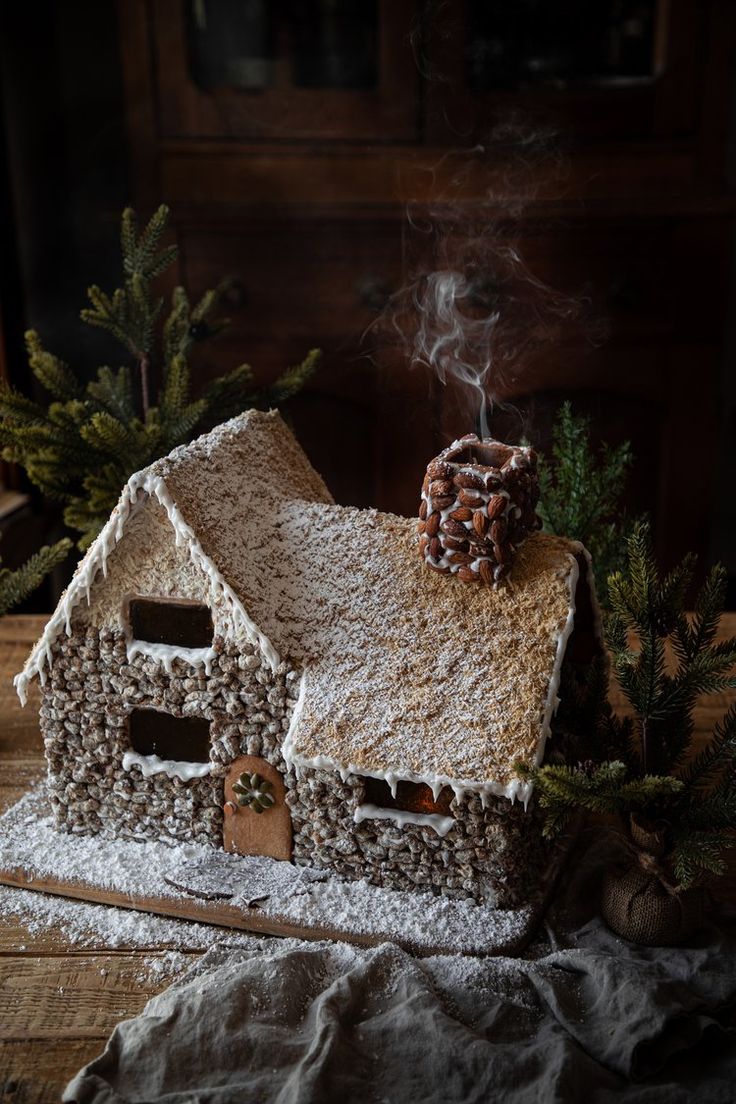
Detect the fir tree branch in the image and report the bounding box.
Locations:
[0,539,73,616]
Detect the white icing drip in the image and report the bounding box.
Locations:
[282,741,534,806]
[353,803,455,838]
[121,750,212,781]
[125,638,216,676]
[15,469,281,704]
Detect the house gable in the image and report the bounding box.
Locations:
[73,495,217,636]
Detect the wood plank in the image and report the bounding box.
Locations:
[0,906,210,957]
[0,618,44,760]
[0,952,190,1040]
[0,862,528,958]
[0,759,45,816]
[0,1039,111,1104]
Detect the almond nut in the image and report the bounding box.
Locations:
[479,559,495,586]
[447,551,474,565]
[427,460,453,481]
[457,565,479,583]
[491,518,507,544]
[487,495,506,520]
[458,489,484,508]
[444,518,469,539]
[426,511,440,538]
[472,511,488,538]
[454,472,485,491]
[449,507,473,522]
[429,479,453,497]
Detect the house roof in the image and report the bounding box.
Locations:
[17,409,595,802]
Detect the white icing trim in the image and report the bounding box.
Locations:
[283,739,535,806]
[353,803,455,838]
[15,469,280,704]
[125,638,217,676]
[122,750,212,781]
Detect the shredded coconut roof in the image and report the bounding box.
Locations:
[17,409,589,794]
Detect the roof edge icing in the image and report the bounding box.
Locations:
[14,468,280,704]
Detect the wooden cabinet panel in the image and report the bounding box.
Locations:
[179,219,405,377]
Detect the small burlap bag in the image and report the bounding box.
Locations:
[600,816,706,946]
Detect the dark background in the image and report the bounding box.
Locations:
[1,0,735,604]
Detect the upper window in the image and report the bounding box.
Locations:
[127,597,214,649]
[363,777,454,817]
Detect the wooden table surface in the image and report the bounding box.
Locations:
[1,613,735,1101]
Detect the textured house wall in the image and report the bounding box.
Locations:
[41,626,541,905]
[287,769,551,907]
[41,628,297,846]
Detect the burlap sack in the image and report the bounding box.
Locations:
[600,818,706,946]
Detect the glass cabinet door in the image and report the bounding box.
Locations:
[155,0,418,140]
[424,0,702,142]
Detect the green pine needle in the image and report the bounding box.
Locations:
[537,402,635,600]
[519,520,736,888]
[1,205,319,551]
[0,539,73,616]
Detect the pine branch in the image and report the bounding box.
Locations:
[536,402,635,599]
[1,205,319,549]
[0,539,72,616]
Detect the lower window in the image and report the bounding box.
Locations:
[128,708,211,763]
[363,777,454,816]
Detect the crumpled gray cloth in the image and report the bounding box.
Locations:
[64,840,736,1104]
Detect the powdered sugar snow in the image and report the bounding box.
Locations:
[0,786,538,956]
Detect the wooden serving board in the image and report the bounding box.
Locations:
[0,853,557,959]
[0,860,395,951]
[0,785,566,960]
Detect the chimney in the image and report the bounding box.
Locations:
[418,435,541,585]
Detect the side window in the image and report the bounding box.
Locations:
[363,777,454,816]
[127,596,214,648]
[129,708,211,763]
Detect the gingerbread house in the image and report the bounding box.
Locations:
[15,410,601,906]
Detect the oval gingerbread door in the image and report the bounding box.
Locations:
[223,754,292,861]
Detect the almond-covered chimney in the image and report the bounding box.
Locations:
[418,435,541,585]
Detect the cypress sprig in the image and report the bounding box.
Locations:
[0,205,320,550]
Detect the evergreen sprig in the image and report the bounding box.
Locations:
[518,521,736,888]
[0,540,72,617]
[537,402,634,599]
[0,206,320,549]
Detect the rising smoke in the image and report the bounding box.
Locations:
[372,119,600,440]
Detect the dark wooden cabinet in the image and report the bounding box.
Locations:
[118,0,735,569]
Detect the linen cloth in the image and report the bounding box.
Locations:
[64,840,736,1103]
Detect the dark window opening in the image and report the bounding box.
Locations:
[128,596,214,648]
[129,709,211,763]
[363,777,454,816]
